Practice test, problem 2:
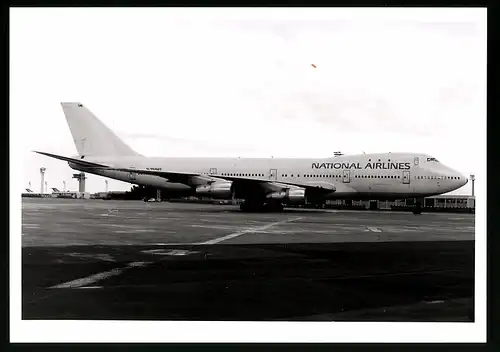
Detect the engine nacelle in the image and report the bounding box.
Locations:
[266,188,306,204]
[287,189,306,204]
[195,182,232,199]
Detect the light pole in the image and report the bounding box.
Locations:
[40,167,46,194]
[470,174,475,197]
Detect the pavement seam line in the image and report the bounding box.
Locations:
[198,217,304,245]
[49,261,151,289]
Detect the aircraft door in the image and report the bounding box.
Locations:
[269,169,277,181]
[209,168,217,175]
[402,171,410,184]
[342,170,350,183]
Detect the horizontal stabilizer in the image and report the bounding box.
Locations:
[34,151,108,169]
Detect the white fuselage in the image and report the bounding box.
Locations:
[69,152,467,200]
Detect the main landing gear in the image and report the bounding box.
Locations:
[412,198,423,215]
[239,200,284,213]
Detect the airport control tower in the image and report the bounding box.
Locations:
[72,172,87,193]
[40,167,46,194]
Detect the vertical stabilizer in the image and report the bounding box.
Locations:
[61,102,140,157]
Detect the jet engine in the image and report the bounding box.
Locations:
[195,182,232,199]
[266,188,306,204]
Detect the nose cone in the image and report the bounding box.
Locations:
[458,170,467,182]
[458,173,468,188]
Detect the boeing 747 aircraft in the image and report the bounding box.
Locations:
[36,102,468,213]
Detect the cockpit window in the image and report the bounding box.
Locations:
[426,157,439,162]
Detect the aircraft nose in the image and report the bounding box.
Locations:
[459,173,468,187]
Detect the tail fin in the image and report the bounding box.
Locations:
[61,102,141,157]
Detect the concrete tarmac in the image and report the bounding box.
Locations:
[21,198,475,321]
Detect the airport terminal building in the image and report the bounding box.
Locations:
[324,194,475,212]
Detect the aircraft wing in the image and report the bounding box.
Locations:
[102,167,336,193]
[214,174,336,193]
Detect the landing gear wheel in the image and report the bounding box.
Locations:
[262,202,284,212]
[240,201,264,212]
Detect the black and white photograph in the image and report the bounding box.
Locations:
[10,7,486,343]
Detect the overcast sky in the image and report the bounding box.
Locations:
[11,8,486,195]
